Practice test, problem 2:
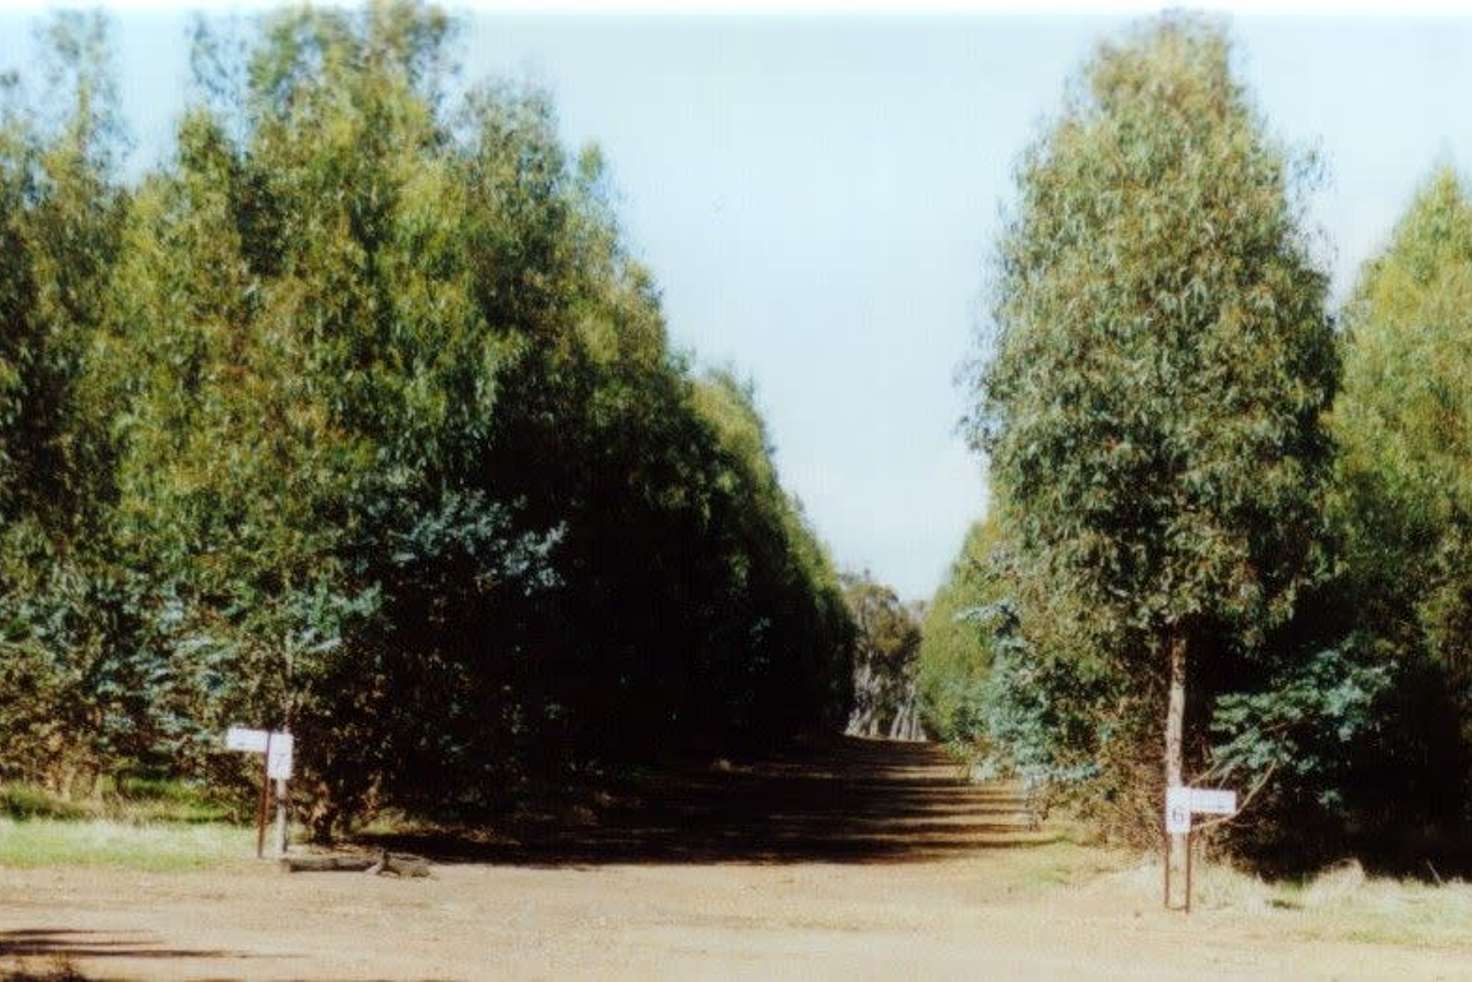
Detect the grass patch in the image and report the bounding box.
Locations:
[1022,844,1132,889]
[0,778,250,871]
[0,779,233,825]
[1283,875,1472,949]
[0,785,91,821]
[1102,853,1472,949]
[0,816,256,872]
[977,814,1136,897]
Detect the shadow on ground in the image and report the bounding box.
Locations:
[357,735,1057,868]
[0,927,267,963]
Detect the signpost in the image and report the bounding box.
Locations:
[1165,786,1192,834]
[1189,787,1235,816]
[1163,785,1237,912]
[266,732,294,780]
[225,726,294,858]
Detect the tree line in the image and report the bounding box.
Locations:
[0,3,855,836]
[923,14,1472,873]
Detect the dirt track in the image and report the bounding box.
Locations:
[3,737,1470,980]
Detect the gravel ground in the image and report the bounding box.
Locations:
[3,739,1469,980]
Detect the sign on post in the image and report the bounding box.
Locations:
[1163,785,1239,834]
[1189,787,1236,816]
[1165,786,1192,834]
[266,732,294,780]
[225,726,270,753]
[1164,784,1240,913]
[224,725,294,858]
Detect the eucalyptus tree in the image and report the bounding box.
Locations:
[1324,170,1472,831]
[916,516,1000,741]
[108,4,514,803]
[0,10,126,568]
[1335,169,1472,674]
[93,0,855,824]
[842,572,922,738]
[968,16,1337,886]
[0,12,138,789]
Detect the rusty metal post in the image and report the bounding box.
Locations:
[1184,827,1193,914]
[256,731,272,859]
[1163,823,1170,909]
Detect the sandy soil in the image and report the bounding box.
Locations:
[2,738,1469,980]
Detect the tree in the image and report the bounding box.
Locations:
[104,3,540,821]
[1327,168,1472,837]
[916,515,1001,740]
[967,15,1337,892]
[1334,169,1472,675]
[0,12,146,791]
[842,572,922,740]
[19,0,858,828]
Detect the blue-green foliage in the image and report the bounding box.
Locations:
[950,600,1103,788]
[1211,638,1392,812]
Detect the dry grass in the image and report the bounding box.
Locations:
[1096,850,1472,948]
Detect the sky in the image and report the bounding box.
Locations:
[2,7,1471,600]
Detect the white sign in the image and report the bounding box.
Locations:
[267,732,294,780]
[225,726,270,753]
[1166,785,1238,833]
[1189,788,1237,816]
[1165,786,1192,834]
[225,726,294,779]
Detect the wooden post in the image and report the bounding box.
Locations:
[256,731,273,859]
[1163,630,1187,908]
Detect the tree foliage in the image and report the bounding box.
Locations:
[841,572,921,739]
[1322,168,1472,846]
[0,12,147,793]
[0,3,854,829]
[970,15,1336,650]
[915,516,1000,741]
[963,14,1339,841]
[1334,169,1472,676]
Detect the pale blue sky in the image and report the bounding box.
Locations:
[2,10,1469,600]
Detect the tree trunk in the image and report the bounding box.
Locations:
[886,677,927,742]
[1164,628,1187,906]
[845,661,880,736]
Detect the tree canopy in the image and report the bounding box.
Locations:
[0,2,855,831]
[1334,168,1472,674]
[963,15,1340,860]
[915,516,999,741]
[971,16,1337,656]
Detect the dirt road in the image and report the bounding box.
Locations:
[3,738,1469,980]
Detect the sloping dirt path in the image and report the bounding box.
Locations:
[2,737,1469,980]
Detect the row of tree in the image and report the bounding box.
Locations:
[841,572,924,741]
[923,14,1472,872]
[0,3,855,836]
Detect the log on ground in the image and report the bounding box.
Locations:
[280,855,377,873]
[279,852,431,876]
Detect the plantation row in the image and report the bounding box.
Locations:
[919,16,1472,872]
[0,5,855,835]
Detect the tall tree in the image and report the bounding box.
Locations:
[842,572,922,739]
[62,0,857,826]
[1327,169,1472,832]
[0,12,137,790]
[967,15,1337,894]
[1334,168,1472,674]
[916,515,1001,741]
